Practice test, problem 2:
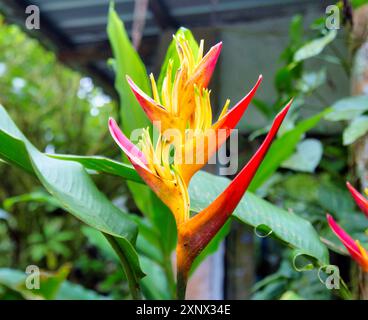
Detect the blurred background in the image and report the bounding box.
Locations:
[0,0,366,300]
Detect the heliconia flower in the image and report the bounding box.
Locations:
[346,182,368,218]
[327,214,368,272]
[109,118,190,225]
[128,73,262,184]
[176,102,291,279]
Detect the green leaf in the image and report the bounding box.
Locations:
[83,224,171,300]
[157,27,199,92]
[249,110,328,191]
[289,15,303,47]
[107,3,151,135]
[343,115,368,145]
[0,268,107,300]
[0,105,144,287]
[294,30,337,62]
[50,154,142,183]
[189,171,329,265]
[295,69,326,93]
[325,95,368,121]
[107,3,155,226]
[3,190,60,211]
[139,256,172,300]
[281,139,323,173]
[280,290,303,300]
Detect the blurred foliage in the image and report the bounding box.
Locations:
[251,1,368,299]
[0,15,131,298]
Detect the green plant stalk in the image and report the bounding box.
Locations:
[105,234,142,300]
[176,265,189,300]
[163,252,176,298]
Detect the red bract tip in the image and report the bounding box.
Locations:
[346,182,368,218]
[108,117,148,169]
[189,42,223,89]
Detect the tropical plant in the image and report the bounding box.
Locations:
[0,4,330,299]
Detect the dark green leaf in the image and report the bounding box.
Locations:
[189,171,329,265]
[0,105,144,284]
[249,110,329,191]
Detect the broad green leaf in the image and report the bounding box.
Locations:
[0,105,144,284]
[0,265,70,300]
[157,27,199,92]
[281,139,323,173]
[107,3,151,135]
[249,110,329,191]
[343,115,368,145]
[139,256,172,300]
[0,268,107,300]
[83,225,170,299]
[3,190,60,211]
[325,95,368,121]
[294,30,337,62]
[317,184,355,219]
[189,171,329,265]
[107,3,154,220]
[50,154,142,183]
[130,216,165,265]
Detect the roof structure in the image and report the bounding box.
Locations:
[0,0,329,94]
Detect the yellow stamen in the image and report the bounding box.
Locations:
[150,73,161,105]
[219,99,231,119]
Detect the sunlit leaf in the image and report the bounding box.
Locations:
[325,95,368,121]
[343,115,368,145]
[281,139,323,172]
[294,30,337,62]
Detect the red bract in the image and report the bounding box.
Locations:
[327,214,368,272]
[346,182,368,218]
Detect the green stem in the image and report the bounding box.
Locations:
[176,267,189,300]
[163,253,176,298]
[105,234,142,300]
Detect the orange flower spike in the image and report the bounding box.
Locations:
[176,102,291,291]
[346,182,368,218]
[178,75,263,184]
[127,37,222,135]
[327,214,368,272]
[109,118,190,225]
